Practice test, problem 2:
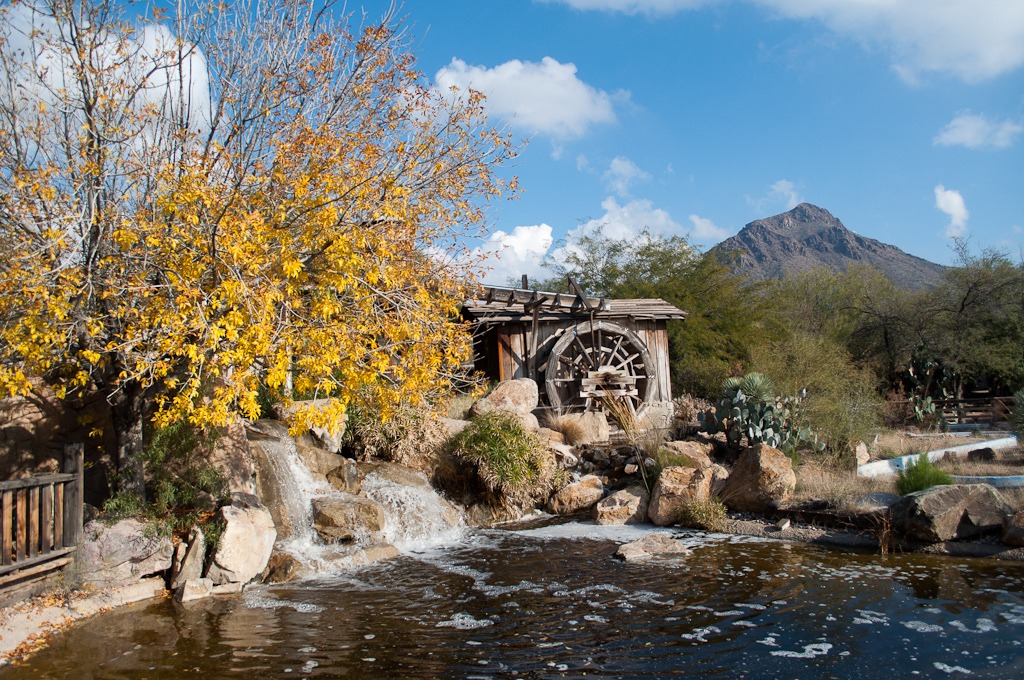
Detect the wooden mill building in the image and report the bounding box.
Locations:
[463,281,686,421]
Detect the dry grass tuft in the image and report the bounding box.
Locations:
[794,458,896,512]
[542,411,588,446]
[677,496,728,532]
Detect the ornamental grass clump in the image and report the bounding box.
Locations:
[449,411,550,509]
[896,453,955,496]
[677,496,727,532]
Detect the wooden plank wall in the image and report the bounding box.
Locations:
[633,320,672,402]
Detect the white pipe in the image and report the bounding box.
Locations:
[856,436,1019,478]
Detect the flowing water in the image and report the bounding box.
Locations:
[5,521,1024,679]
[7,435,1024,678]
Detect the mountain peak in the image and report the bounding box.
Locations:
[711,204,947,290]
[751,203,845,240]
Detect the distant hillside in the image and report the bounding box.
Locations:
[710,203,948,290]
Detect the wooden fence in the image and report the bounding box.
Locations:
[936,396,1014,425]
[0,443,83,588]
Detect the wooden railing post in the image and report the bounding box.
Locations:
[62,443,84,547]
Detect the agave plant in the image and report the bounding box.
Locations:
[699,374,820,452]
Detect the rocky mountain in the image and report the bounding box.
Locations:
[710,203,948,290]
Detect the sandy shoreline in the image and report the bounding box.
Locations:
[0,578,165,666]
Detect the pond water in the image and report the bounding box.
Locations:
[5,521,1024,679]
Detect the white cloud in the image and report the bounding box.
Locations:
[602,156,652,197]
[2,5,212,139]
[539,0,713,14]
[541,0,1024,82]
[551,197,684,264]
[934,185,969,239]
[434,56,625,138]
[934,112,1023,149]
[472,224,554,285]
[573,197,683,240]
[770,179,801,210]
[688,214,731,241]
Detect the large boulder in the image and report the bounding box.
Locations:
[721,444,796,513]
[546,475,604,515]
[206,493,277,585]
[891,484,1013,544]
[647,466,713,526]
[469,379,539,417]
[615,533,690,562]
[311,493,386,543]
[294,437,345,478]
[595,485,649,525]
[326,459,361,494]
[660,440,715,470]
[208,419,258,495]
[79,519,173,589]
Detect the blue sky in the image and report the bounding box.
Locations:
[353,1,1024,284]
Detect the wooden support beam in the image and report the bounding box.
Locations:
[1,490,10,567]
[62,443,83,548]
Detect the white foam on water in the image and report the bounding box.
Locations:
[950,619,997,634]
[903,621,944,633]
[680,625,720,642]
[770,643,833,659]
[1000,605,1024,624]
[853,610,889,625]
[934,662,973,674]
[243,591,325,614]
[436,613,494,629]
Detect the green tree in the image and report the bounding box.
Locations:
[920,246,1024,395]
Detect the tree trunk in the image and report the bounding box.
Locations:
[111,385,146,501]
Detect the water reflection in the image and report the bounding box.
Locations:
[4,525,1024,679]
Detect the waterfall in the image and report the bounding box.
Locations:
[362,468,464,552]
[248,419,464,575]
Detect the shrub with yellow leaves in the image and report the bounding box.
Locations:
[0,0,516,496]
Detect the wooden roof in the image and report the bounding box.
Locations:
[464,292,687,323]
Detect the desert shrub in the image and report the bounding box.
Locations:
[448,411,551,509]
[881,389,913,428]
[896,454,954,495]
[751,333,881,458]
[103,421,228,540]
[674,394,714,425]
[344,399,446,467]
[1012,389,1024,438]
[677,496,727,532]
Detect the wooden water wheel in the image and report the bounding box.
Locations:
[543,320,656,417]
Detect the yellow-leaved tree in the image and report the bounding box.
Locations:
[0,0,515,495]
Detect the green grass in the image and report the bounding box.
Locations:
[448,411,550,508]
[896,453,955,495]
